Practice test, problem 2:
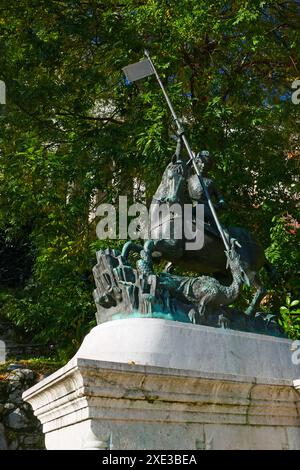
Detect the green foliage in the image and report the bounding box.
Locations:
[266,216,299,294]
[279,296,300,339]
[0,0,299,353]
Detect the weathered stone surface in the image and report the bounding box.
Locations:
[7,408,29,429]
[8,368,36,384]
[22,320,300,450]
[74,318,299,380]
[23,356,300,450]
[3,402,14,411]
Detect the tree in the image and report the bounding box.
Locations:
[0,0,299,352]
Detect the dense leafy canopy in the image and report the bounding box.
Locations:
[0,0,299,353]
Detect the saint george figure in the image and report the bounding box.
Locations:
[188,150,226,234]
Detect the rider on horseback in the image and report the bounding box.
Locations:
[173,134,226,236]
[188,150,226,235]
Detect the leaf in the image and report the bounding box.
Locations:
[280,306,288,313]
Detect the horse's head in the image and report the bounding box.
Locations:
[161,156,187,204]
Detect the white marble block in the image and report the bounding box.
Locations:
[0,339,6,363]
[23,319,300,450]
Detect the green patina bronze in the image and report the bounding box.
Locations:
[111,310,191,323]
[93,151,284,337]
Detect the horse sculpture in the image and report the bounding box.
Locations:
[148,157,275,316]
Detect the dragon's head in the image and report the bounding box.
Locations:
[225,238,250,287]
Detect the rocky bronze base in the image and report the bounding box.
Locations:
[93,248,285,337]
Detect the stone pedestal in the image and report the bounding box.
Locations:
[23,319,300,450]
[0,339,5,363]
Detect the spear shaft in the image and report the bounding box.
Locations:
[144,49,229,252]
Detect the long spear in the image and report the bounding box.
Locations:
[123,50,229,252]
